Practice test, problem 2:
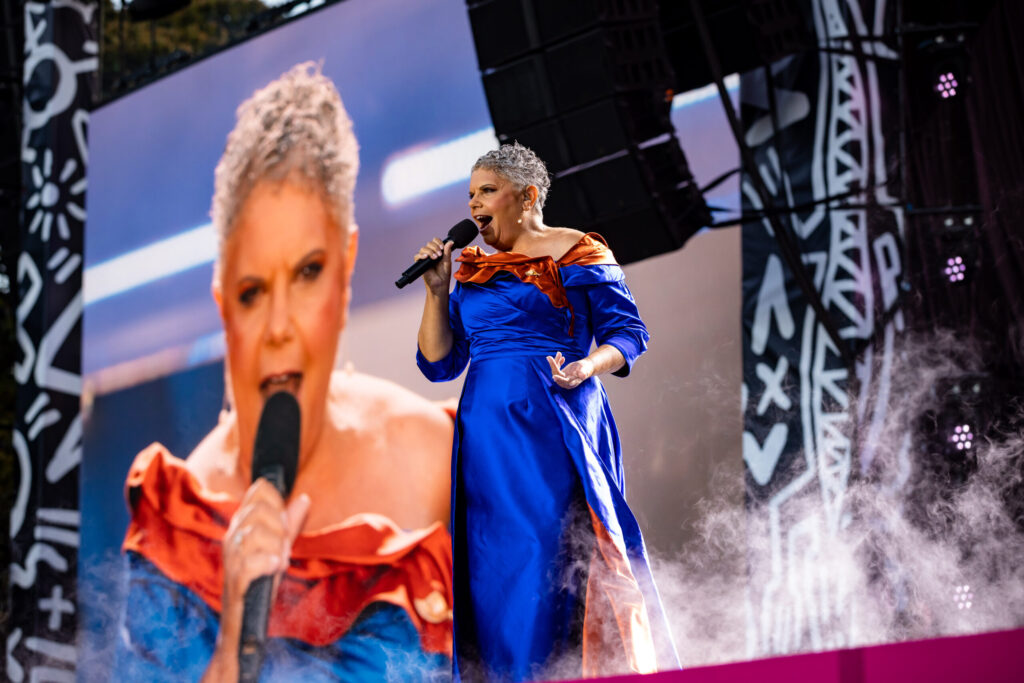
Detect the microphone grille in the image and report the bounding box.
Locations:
[448,219,479,249]
[251,391,301,496]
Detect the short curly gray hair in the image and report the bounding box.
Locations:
[211,62,359,261]
[472,142,551,211]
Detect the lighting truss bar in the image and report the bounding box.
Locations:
[688,0,854,371]
[905,204,984,215]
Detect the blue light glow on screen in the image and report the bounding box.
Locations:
[80,5,741,676]
[84,1,739,379]
[84,0,495,377]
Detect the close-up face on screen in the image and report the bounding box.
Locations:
[6,0,1024,681]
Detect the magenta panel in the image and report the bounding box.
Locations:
[558,628,1024,683]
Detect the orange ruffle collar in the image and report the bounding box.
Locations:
[122,444,453,654]
[454,232,617,334]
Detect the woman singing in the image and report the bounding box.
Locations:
[115,64,455,681]
[415,143,677,681]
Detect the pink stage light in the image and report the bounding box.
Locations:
[944,256,967,282]
[950,424,974,450]
[954,584,974,610]
[936,71,958,98]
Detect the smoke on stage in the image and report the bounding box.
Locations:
[77,332,1024,681]
[643,330,1024,671]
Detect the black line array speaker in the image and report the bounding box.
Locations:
[658,1,764,94]
[467,0,710,264]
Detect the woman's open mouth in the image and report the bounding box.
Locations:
[260,371,302,399]
[474,215,492,231]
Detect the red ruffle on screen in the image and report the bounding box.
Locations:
[123,444,454,655]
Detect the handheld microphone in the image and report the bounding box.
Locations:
[395,219,478,289]
[238,391,300,683]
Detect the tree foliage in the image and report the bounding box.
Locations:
[101,0,270,97]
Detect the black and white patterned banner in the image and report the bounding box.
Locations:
[740,0,904,655]
[9,1,96,679]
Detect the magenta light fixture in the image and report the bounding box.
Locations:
[951,424,974,450]
[944,256,966,282]
[936,71,959,98]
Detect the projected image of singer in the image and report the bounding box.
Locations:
[415,143,678,680]
[114,64,454,681]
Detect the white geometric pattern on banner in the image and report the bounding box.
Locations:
[10,2,95,680]
[742,0,906,656]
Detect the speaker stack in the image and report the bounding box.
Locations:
[466,0,710,264]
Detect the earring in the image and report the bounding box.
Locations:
[519,204,530,224]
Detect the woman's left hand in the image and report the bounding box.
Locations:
[547,352,594,390]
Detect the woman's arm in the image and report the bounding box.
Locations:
[548,274,650,389]
[547,345,625,389]
[416,239,454,362]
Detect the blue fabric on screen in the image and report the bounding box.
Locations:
[114,553,449,682]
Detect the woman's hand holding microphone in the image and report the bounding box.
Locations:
[202,482,310,683]
[416,239,456,364]
[415,238,454,298]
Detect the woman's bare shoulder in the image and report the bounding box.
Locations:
[183,412,245,496]
[328,370,452,428]
[544,227,587,257]
[322,370,452,527]
[556,226,587,240]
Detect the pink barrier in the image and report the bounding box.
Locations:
[570,627,1024,683]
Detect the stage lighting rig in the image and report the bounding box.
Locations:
[902,373,987,538]
[938,214,977,288]
[910,31,971,104]
[929,34,969,100]
[952,584,974,611]
[935,70,959,99]
[917,373,991,487]
[943,256,966,283]
[949,423,974,451]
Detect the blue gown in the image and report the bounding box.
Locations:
[417,234,677,681]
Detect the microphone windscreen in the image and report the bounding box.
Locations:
[447,219,479,249]
[251,391,301,496]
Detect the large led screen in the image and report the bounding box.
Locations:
[80,0,741,678]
